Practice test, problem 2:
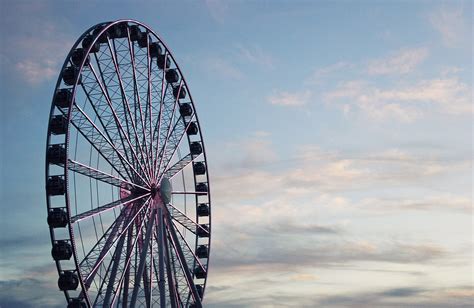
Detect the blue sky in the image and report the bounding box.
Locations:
[0,0,472,307]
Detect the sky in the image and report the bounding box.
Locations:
[0,0,472,307]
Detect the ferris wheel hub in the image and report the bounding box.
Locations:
[159,177,172,204]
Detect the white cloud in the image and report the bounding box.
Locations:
[267,89,311,106]
[324,77,472,121]
[236,44,274,69]
[429,6,468,47]
[440,66,463,77]
[205,0,231,24]
[1,4,73,85]
[367,48,428,75]
[306,61,352,84]
[211,132,278,170]
[206,57,245,80]
[15,59,57,85]
[212,144,466,207]
[357,195,472,213]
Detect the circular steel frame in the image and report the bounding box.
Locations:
[45,20,211,307]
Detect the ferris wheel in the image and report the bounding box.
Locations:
[45,20,211,308]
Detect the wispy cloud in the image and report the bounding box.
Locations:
[306,61,352,84]
[1,3,73,85]
[314,285,474,307]
[0,277,63,308]
[205,57,245,80]
[367,47,429,75]
[213,132,278,170]
[211,232,447,272]
[212,144,468,205]
[324,77,472,121]
[267,89,311,106]
[207,136,471,306]
[236,44,275,69]
[357,195,472,213]
[15,59,58,85]
[205,0,231,24]
[429,6,469,47]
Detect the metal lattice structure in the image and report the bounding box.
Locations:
[45,20,211,308]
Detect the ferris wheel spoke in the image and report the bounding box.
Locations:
[152,52,169,181]
[96,204,150,307]
[67,159,148,192]
[155,81,183,177]
[78,207,130,293]
[151,85,171,180]
[144,33,155,183]
[167,203,209,236]
[152,213,181,307]
[109,215,144,306]
[85,59,138,180]
[130,207,156,307]
[149,223,181,307]
[106,37,154,180]
[79,197,151,289]
[155,207,167,307]
[69,101,147,185]
[166,233,184,306]
[156,115,196,181]
[148,236,156,306]
[162,220,179,308]
[90,49,136,167]
[92,228,127,306]
[140,224,152,307]
[164,153,202,180]
[151,51,170,180]
[89,60,152,184]
[70,193,149,224]
[165,215,203,307]
[172,222,206,275]
[168,247,189,307]
[77,80,134,180]
[99,229,125,306]
[171,225,208,307]
[125,27,154,182]
[64,103,131,181]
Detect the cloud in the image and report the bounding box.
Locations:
[324,77,472,121]
[315,286,474,307]
[15,59,58,84]
[429,6,469,47]
[211,231,446,272]
[357,194,472,213]
[211,132,278,170]
[379,287,425,297]
[367,47,428,75]
[265,221,343,235]
[205,0,231,24]
[206,139,471,305]
[306,61,352,84]
[236,44,275,69]
[205,57,245,80]
[267,89,311,106]
[0,277,63,308]
[208,143,467,273]
[1,3,73,85]
[205,272,474,307]
[211,144,468,207]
